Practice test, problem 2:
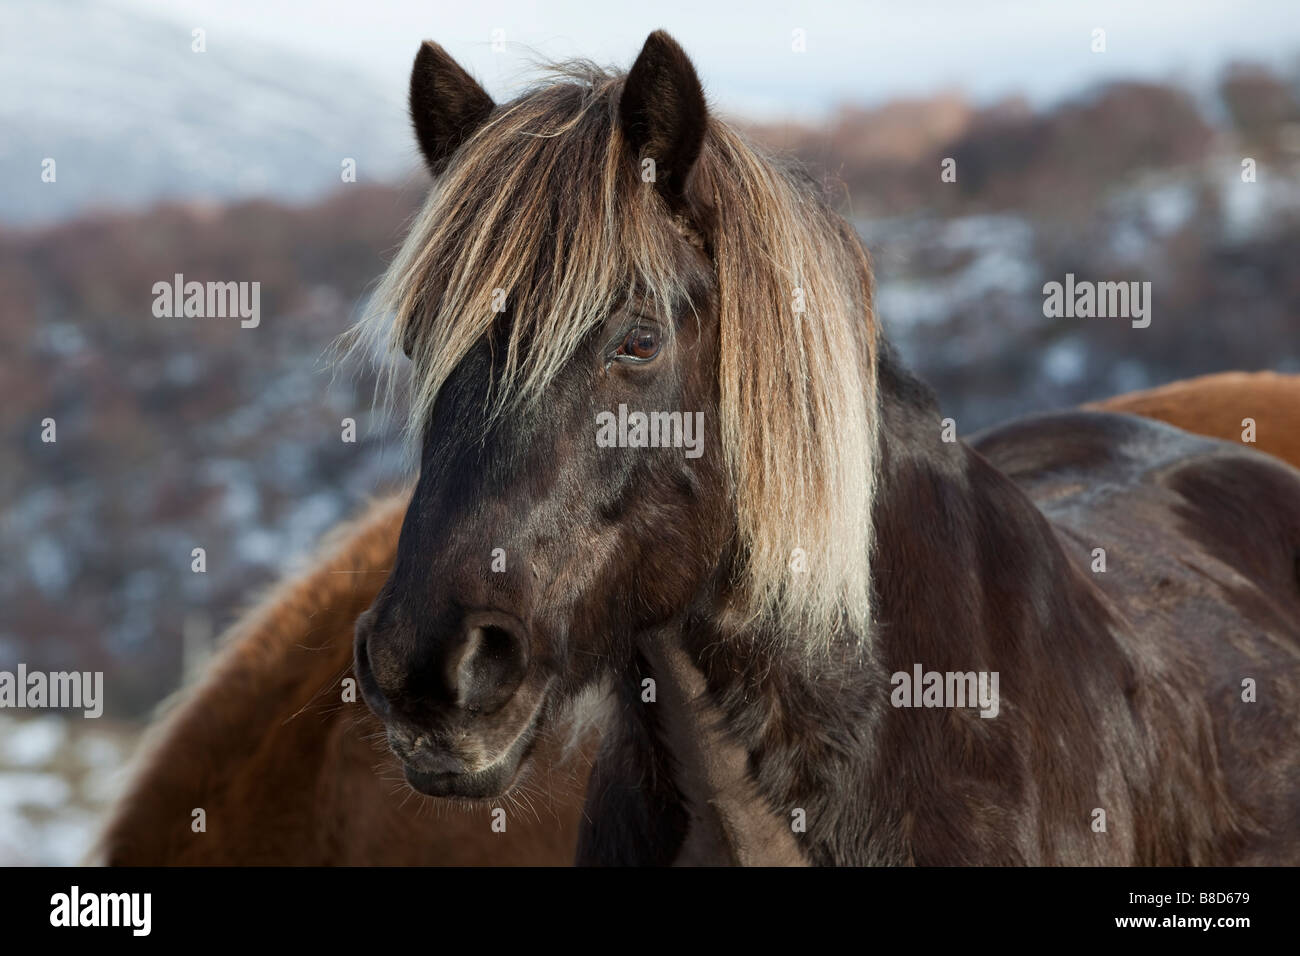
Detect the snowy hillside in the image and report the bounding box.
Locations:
[0,0,414,225]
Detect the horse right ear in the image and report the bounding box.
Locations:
[409,41,495,176]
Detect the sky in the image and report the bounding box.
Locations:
[114,0,1300,119]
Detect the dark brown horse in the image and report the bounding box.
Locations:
[96,373,1300,865]
[344,31,1300,865]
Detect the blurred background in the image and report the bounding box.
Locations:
[3,0,1300,863]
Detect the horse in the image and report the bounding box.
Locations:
[328,31,1300,866]
[95,369,1300,865]
[96,34,1300,861]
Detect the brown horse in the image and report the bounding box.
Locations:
[96,494,589,864]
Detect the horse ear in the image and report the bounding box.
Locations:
[409,41,495,176]
[620,30,708,204]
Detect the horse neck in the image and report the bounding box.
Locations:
[669,341,1101,861]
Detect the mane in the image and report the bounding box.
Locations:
[347,60,881,650]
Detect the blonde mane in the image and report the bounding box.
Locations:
[347,62,880,648]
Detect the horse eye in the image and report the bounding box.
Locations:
[617,326,660,362]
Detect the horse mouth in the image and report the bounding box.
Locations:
[401,757,526,799]
[398,701,545,799]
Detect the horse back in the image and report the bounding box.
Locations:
[1087,371,1300,470]
[972,410,1300,862]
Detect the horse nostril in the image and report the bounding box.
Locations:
[353,612,392,718]
[444,611,530,715]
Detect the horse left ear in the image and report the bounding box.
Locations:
[620,30,708,204]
